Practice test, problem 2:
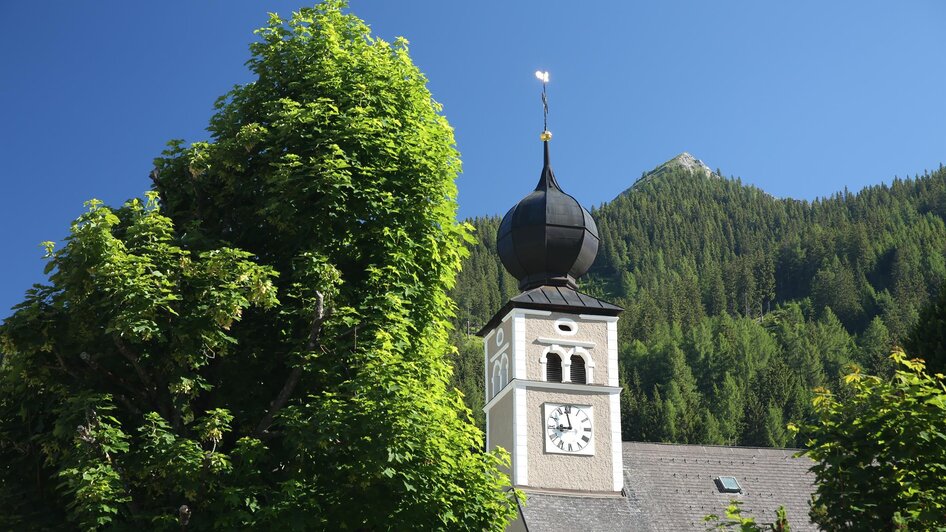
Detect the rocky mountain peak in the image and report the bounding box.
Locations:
[627,152,717,190]
[620,152,718,197]
[655,152,714,178]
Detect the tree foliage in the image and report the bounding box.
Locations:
[0,3,515,530]
[704,500,790,532]
[797,349,946,529]
[905,280,946,376]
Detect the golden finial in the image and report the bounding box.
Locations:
[535,70,551,141]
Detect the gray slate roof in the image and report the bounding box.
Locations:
[519,442,817,532]
[477,287,623,336]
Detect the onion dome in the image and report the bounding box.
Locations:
[497,141,599,291]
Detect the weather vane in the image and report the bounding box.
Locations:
[535,70,551,141]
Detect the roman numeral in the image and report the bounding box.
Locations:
[584,427,592,432]
[582,435,590,443]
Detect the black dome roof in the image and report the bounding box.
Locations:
[497,142,599,291]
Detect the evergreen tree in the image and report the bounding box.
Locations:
[763,404,788,448]
[449,145,946,450]
[905,281,946,376]
[858,316,894,377]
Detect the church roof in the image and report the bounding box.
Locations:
[516,442,817,532]
[476,286,623,336]
[497,142,600,292]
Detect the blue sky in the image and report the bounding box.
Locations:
[1,1,944,317]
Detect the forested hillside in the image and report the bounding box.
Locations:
[450,154,946,446]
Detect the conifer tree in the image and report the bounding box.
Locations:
[905,282,946,376]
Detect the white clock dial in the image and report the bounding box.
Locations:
[545,404,593,454]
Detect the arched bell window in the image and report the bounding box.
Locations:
[570,354,586,384]
[546,353,563,383]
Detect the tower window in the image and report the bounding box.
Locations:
[570,355,586,384]
[554,318,578,336]
[546,353,563,383]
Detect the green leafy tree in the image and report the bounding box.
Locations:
[0,196,281,529]
[796,349,946,529]
[450,332,486,429]
[0,3,515,530]
[704,500,790,531]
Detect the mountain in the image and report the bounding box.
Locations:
[630,152,716,188]
[450,155,946,445]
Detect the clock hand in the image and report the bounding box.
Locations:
[565,411,573,431]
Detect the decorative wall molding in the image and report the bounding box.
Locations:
[484,379,622,412]
[539,344,570,382]
[523,379,619,395]
[607,321,619,387]
[489,345,509,363]
[513,314,527,380]
[514,387,528,485]
[500,307,552,326]
[578,314,619,322]
[536,336,596,349]
[553,317,578,336]
[610,393,623,491]
[515,309,553,317]
[571,346,595,384]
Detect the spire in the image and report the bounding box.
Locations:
[495,70,600,292]
[535,141,562,191]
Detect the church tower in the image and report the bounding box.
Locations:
[479,73,623,494]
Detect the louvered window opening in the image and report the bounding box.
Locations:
[570,355,586,384]
[546,353,563,382]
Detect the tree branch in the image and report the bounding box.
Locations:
[54,350,81,381]
[113,393,143,416]
[255,292,325,436]
[78,352,151,408]
[112,336,172,421]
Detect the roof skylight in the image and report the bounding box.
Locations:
[714,476,742,493]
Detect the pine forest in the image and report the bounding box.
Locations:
[450,155,946,448]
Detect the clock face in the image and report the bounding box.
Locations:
[545,403,594,455]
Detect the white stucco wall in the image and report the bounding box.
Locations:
[525,312,611,385]
[488,391,515,477]
[526,389,615,492]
